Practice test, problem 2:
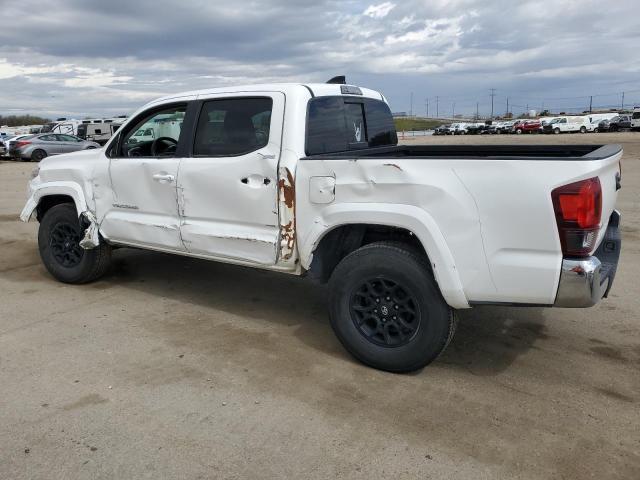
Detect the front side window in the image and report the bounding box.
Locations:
[120,105,186,158]
[193,97,272,156]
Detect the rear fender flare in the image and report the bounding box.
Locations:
[300,203,469,309]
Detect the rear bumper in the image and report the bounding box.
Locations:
[554,210,621,307]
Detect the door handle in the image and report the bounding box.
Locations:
[241,175,272,187]
[152,173,175,183]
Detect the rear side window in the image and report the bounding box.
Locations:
[194,97,272,156]
[306,96,397,155]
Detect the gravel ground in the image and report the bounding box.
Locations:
[0,132,638,479]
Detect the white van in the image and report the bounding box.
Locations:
[543,116,591,134]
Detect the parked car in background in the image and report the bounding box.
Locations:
[467,123,490,135]
[126,127,156,143]
[3,134,33,155]
[452,123,470,135]
[514,120,541,134]
[597,115,632,132]
[494,120,515,134]
[631,108,640,130]
[9,133,100,161]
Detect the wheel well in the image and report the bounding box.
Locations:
[36,195,75,222]
[307,224,428,283]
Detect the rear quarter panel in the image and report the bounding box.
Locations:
[296,150,622,307]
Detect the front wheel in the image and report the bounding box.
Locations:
[554,128,561,134]
[328,242,457,373]
[38,203,111,284]
[580,126,587,133]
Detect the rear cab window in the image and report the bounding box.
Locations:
[305,96,397,156]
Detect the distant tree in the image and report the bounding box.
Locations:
[0,115,51,127]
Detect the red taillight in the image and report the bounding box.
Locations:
[551,177,602,257]
[15,141,31,148]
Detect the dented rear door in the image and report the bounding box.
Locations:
[177,92,284,265]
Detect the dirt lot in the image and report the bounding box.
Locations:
[1,132,639,479]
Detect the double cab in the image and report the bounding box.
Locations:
[21,80,623,372]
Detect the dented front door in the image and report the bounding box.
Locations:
[177,92,284,265]
[100,102,189,251]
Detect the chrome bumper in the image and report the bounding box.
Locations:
[554,210,621,308]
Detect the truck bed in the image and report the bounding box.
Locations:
[297,142,622,307]
[303,144,621,161]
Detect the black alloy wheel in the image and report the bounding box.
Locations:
[350,277,421,348]
[49,221,84,268]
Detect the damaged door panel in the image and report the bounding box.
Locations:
[100,102,191,251]
[178,93,285,265]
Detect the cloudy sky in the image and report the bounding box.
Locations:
[0,0,639,119]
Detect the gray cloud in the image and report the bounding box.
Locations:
[0,0,639,119]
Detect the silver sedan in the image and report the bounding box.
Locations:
[10,133,101,162]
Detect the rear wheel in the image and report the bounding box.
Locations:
[30,149,47,162]
[328,242,457,373]
[38,203,111,284]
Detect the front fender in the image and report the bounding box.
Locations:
[299,203,470,309]
[20,181,89,222]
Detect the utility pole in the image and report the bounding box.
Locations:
[436,96,439,118]
[490,88,496,119]
[506,97,509,117]
[589,95,593,114]
[410,92,413,117]
[452,102,455,119]
[621,92,625,111]
[425,99,429,118]
[476,102,479,120]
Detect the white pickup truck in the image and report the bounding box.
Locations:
[21,80,623,372]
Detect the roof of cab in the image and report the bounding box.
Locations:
[145,83,385,108]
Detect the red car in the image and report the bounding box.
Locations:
[514,120,541,134]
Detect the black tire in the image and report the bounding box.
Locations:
[328,242,457,373]
[38,203,111,284]
[580,126,587,133]
[31,149,47,162]
[553,127,561,134]
[516,128,522,134]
